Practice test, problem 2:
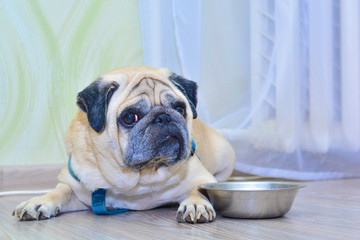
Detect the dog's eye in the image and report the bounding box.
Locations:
[122,113,139,126]
[175,106,185,116]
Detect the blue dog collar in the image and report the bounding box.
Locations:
[191,139,200,161]
[91,189,130,215]
[190,139,196,156]
[68,157,80,182]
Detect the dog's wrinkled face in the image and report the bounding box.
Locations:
[118,79,190,169]
[76,68,198,170]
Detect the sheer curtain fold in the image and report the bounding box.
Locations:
[139,0,210,119]
[138,0,182,74]
[139,0,201,80]
[139,0,360,180]
[340,0,360,151]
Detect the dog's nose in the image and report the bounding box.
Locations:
[153,113,171,124]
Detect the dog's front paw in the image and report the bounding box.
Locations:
[13,196,61,221]
[176,198,216,224]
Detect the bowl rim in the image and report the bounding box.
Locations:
[198,181,306,192]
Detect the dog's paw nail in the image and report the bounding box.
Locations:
[205,205,216,222]
[12,210,15,216]
[189,211,195,223]
[36,211,48,221]
[197,211,202,219]
[209,211,214,221]
[19,210,27,220]
[176,211,183,223]
[55,207,61,216]
[36,211,42,221]
[20,211,35,221]
[185,214,194,224]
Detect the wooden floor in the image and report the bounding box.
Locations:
[1,165,359,240]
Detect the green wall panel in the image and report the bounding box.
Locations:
[0,0,144,165]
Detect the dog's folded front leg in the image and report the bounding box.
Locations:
[13,183,87,221]
[176,187,216,224]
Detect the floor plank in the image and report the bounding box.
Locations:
[0,166,359,240]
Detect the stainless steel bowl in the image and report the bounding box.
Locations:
[199,181,305,219]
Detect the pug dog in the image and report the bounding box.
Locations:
[13,66,235,223]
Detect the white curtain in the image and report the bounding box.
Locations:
[139,0,360,180]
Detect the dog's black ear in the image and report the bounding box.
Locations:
[169,73,198,119]
[77,79,119,133]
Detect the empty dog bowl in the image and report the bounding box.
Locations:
[199,181,305,219]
